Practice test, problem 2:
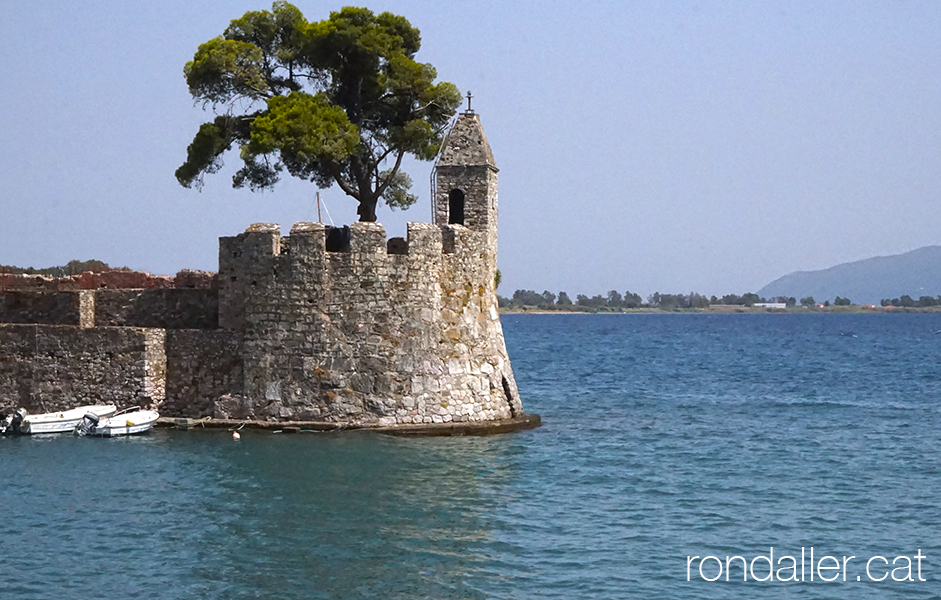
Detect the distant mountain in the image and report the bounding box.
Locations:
[757,246,941,305]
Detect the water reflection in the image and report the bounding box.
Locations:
[1,429,527,599]
[183,431,521,599]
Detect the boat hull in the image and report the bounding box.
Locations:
[21,405,118,435]
[88,410,159,437]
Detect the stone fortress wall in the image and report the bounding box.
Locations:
[0,273,216,413]
[0,112,527,428]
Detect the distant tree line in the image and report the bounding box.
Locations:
[797,296,851,307]
[497,290,806,311]
[503,289,646,310]
[500,289,941,311]
[880,295,941,308]
[0,260,126,277]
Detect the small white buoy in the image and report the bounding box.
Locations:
[232,431,241,440]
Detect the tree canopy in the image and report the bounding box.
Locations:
[176,2,462,221]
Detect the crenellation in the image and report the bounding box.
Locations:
[216,221,491,279]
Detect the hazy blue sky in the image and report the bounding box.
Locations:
[2,1,940,298]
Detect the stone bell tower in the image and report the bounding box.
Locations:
[434,102,500,272]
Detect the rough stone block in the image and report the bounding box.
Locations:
[350,222,386,254]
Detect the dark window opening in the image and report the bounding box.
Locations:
[325,226,351,252]
[448,189,465,225]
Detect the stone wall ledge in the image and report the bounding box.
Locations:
[157,413,541,436]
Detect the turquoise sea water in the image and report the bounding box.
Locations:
[2,314,940,599]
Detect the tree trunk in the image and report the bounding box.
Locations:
[357,197,378,222]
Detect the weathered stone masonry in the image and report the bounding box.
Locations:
[0,324,166,410]
[0,112,524,427]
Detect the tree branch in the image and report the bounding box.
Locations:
[328,163,359,199]
[376,145,395,164]
[375,149,405,197]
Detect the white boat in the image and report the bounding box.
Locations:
[10,405,118,435]
[75,409,159,437]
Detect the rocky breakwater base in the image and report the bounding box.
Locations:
[159,413,541,437]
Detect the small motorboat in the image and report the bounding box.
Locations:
[8,405,118,435]
[75,408,159,437]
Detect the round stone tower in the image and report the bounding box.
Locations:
[201,109,529,430]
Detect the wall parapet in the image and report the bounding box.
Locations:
[221,221,487,261]
[0,291,94,327]
[0,269,216,292]
[95,289,218,329]
[1,289,216,330]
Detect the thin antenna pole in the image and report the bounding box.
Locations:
[317,191,322,223]
[320,196,336,226]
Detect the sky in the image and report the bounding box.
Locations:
[2,1,940,299]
